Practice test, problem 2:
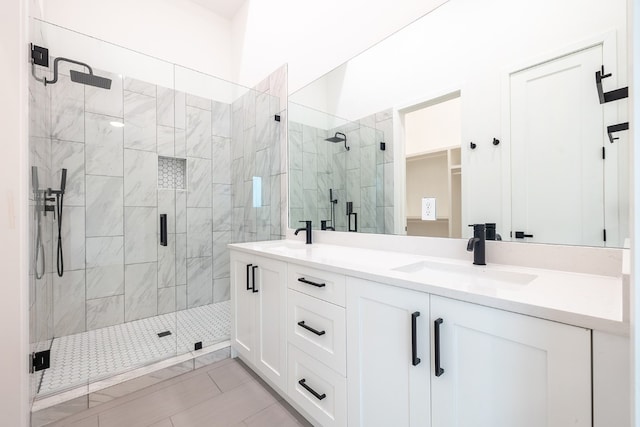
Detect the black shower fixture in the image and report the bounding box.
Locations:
[325,132,350,151]
[31,44,112,90]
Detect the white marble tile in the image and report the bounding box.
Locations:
[255,148,269,178]
[187,257,213,308]
[51,73,84,143]
[85,112,123,177]
[53,270,86,336]
[156,287,176,316]
[256,207,270,241]
[232,208,245,243]
[30,69,51,139]
[270,175,282,236]
[212,231,230,279]
[255,93,271,151]
[124,207,157,264]
[124,91,157,152]
[175,91,186,130]
[51,139,85,206]
[175,129,186,158]
[124,77,155,97]
[186,106,212,159]
[55,206,86,271]
[157,86,175,127]
[186,93,211,110]
[243,126,256,181]
[231,118,244,160]
[360,144,377,187]
[383,162,394,207]
[176,191,187,233]
[187,207,213,258]
[30,137,51,194]
[186,157,212,208]
[125,262,158,322]
[302,153,317,190]
[212,184,232,232]
[213,277,230,303]
[157,125,175,157]
[124,149,157,207]
[269,64,287,111]
[289,130,303,170]
[158,233,176,288]
[377,118,394,163]
[211,101,231,137]
[231,159,244,208]
[34,273,53,343]
[212,137,231,184]
[86,295,124,331]
[289,170,303,209]
[86,176,123,237]
[176,285,187,310]
[85,70,123,118]
[176,233,187,286]
[384,206,395,234]
[243,89,256,129]
[86,236,124,300]
[361,186,377,229]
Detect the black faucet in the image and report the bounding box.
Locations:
[321,220,335,231]
[485,223,502,241]
[295,221,312,244]
[467,224,486,265]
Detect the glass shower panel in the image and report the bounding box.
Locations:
[28,19,179,408]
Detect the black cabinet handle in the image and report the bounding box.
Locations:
[434,318,444,377]
[160,214,167,246]
[297,321,326,336]
[246,264,253,291]
[298,277,326,288]
[251,265,258,293]
[298,379,326,400]
[411,311,421,366]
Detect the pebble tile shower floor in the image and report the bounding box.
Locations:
[37,301,230,397]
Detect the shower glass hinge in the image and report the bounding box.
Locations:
[274,114,281,122]
[31,44,49,67]
[31,350,51,373]
[194,341,203,351]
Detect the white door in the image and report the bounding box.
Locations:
[346,277,431,427]
[230,251,256,361]
[431,295,591,427]
[254,256,288,391]
[510,45,604,246]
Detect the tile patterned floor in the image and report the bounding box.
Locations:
[44,358,312,427]
[38,301,230,397]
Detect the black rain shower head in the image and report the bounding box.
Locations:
[70,70,112,89]
[43,57,112,90]
[325,132,350,151]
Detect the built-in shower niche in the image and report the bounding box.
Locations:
[158,156,187,190]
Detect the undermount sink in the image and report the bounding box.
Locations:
[392,260,537,286]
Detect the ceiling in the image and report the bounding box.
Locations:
[189,0,247,19]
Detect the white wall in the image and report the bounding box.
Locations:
[231,0,448,91]
[0,0,30,424]
[405,97,461,156]
[291,0,628,237]
[39,0,234,81]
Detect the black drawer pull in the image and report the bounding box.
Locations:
[298,277,326,288]
[298,378,326,400]
[411,311,420,366]
[434,318,444,377]
[252,265,258,293]
[297,321,326,336]
[246,264,253,291]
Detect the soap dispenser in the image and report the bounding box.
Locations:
[467,224,486,265]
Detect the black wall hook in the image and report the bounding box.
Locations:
[607,122,629,143]
[470,142,477,149]
[596,66,628,104]
[492,138,500,146]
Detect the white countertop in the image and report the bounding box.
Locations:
[229,240,627,336]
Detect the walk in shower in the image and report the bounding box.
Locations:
[29,20,287,425]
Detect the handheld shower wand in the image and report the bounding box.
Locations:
[48,169,67,277]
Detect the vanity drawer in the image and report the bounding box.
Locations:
[288,263,346,307]
[288,344,347,427]
[288,289,346,376]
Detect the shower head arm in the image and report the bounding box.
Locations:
[44,57,94,86]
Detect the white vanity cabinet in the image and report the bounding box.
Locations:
[430,295,592,427]
[346,277,431,427]
[230,251,287,391]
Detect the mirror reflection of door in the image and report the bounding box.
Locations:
[510,45,606,247]
[404,95,462,238]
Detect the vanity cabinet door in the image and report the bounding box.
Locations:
[430,295,591,427]
[346,277,431,427]
[230,251,287,391]
[231,250,256,362]
[253,256,288,391]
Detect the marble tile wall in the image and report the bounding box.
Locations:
[289,107,394,234]
[29,62,287,349]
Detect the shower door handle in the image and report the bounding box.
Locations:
[160,214,167,246]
